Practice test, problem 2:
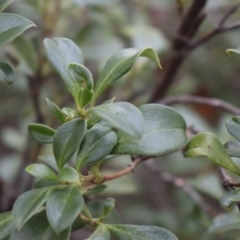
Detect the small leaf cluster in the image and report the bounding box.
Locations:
[1,37,187,239]
[0,0,35,86]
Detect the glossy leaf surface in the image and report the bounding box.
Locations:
[46,186,84,233]
[0,212,15,240]
[46,99,67,123]
[89,102,144,138]
[226,117,240,141]
[10,210,70,240]
[184,132,240,175]
[53,119,86,169]
[25,164,57,181]
[93,47,161,102]
[12,187,52,229]
[224,140,240,158]
[0,62,14,86]
[68,62,94,108]
[86,224,110,240]
[113,104,187,156]
[28,123,55,144]
[0,13,35,47]
[76,127,117,169]
[106,224,178,240]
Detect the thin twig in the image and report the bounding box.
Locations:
[160,95,240,115]
[144,160,217,218]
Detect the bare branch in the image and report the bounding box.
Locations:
[160,95,240,115]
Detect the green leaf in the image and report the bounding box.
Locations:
[13,35,37,71]
[93,47,161,102]
[106,224,178,240]
[113,104,187,156]
[43,38,84,104]
[0,0,14,12]
[28,123,55,144]
[0,13,35,47]
[86,224,111,240]
[46,186,84,233]
[226,116,240,141]
[89,102,144,138]
[0,61,14,86]
[0,212,15,240]
[57,166,80,184]
[226,48,240,57]
[12,187,52,229]
[102,198,115,219]
[85,185,107,196]
[184,132,240,175]
[34,179,58,189]
[46,99,67,123]
[224,140,240,158]
[10,210,71,240]
[62,107,79,120]
[53,119,86,169]
[68,62,94,108]
[25,164,57,181]
[76,127,117,169]
[220,190,240,208]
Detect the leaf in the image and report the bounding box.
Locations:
[220,190,240,208]
[28,123,55,144]
[113,104,187,156]
[102,198,115,219]
[226,116,240,141]
[106,224,178,240]
[10,210,71,240]
[25,164,57,181]
[43,38,84,103]
[34,179,58,189]
[46,186,84,233]
[89,102,144,138]
[62,107,79,119]
[85,185,107,196]
[184,132,240,175]
[0,0,14,12]
[226,48,240,57]
[0,13,35,47]
[76,127,117,169]
[12,187,52,229]
[68,62,94,108]
[224,140,240,158]
[92,47,161,102]
[86,224,111,240]
[0,212,15,240]
[0,61,14,86]
[53,119,86,169]
[46,99,67,123]
[57,166,80,184]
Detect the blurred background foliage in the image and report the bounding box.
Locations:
[1,0,240,239]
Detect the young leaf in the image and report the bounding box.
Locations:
[102,198,115,219]
[0,212,15,240]
[106,224,178,240]
[220,190,240,208]
[0,62,14,86]
[68,62,94,108]
[57,166,80,184]
[25,164,57,181]
[226,48,240,57]
[0,13,35,47]
[92,47,161,102]
[46,186,84,233]
[113,104,187,156]
[76,127,117,169]
[10,210,71,240]
[226,117,240,141]
[53,119,86,169]
[224,140,240,158]
[43,38,84,103]
[62,107,79,119]
[0,0,14,12]
[28,123,55,144]
[12,187,52,230]
[86,224,111,240]
[46,99,67,123]
[184,132,240,175]
[89,102,144,138]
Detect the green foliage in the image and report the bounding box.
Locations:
[0,212,15,240]
[0,62,14,86]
